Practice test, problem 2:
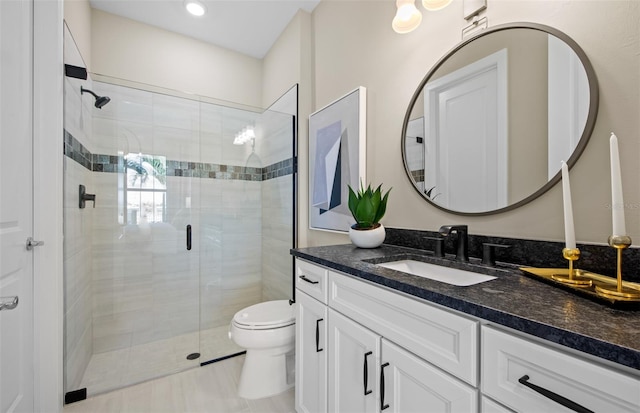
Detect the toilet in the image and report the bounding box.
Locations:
[229,300,296,399]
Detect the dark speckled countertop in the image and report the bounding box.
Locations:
[291,244,640,373]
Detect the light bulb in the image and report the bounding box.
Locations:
[422,0,453,12]
[185,0,206,17]
[392,1,422,34]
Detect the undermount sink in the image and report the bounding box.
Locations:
[376,259,497,286]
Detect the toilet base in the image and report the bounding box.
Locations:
[237,347,295,399]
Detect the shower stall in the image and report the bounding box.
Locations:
[62,73,297,398]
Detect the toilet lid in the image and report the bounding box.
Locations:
[233,300,295,329]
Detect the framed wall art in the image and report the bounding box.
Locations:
[308,86,366,232]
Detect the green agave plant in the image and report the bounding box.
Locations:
[347,181,391,230]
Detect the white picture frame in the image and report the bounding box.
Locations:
[308,86,366,232]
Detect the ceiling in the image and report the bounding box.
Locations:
[89,0,321,59]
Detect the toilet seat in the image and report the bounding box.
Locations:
[232,300,295,330]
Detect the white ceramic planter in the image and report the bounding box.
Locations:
[349,224,386,248]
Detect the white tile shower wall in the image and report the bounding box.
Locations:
[198,179,263,362]
[258,109,293,167]
[199,104,224,165]
[259,108,294,302]
[219,106,262,166]
[262,176,293,302]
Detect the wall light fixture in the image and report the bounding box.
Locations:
[392,0,423,34]
[422,0,453,11]
[233,127,256,145]
[392,0,454,34]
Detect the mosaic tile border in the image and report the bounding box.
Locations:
[64,130,294,181]
[410,169,424,183]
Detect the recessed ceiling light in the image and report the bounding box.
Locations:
[185,0,206,17]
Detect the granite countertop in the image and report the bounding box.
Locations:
[291,244,640,373]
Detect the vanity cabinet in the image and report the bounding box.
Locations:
[295,258,478,413]
[293,252,640,413]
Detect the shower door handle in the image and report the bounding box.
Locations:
[186,225,192,250]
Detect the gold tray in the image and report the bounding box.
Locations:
[520,267,640,309]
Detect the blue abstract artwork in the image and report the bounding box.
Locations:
[309,87,366,232]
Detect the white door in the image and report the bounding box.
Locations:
[380,339,478,413]
[425,50,508,212]
[328,308,379,413]
[0,0,35,412]
[296,291,328,413]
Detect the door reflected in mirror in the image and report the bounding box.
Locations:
[402,23,598,215]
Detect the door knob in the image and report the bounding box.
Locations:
[0,296,19,311]
[26,237,44,250]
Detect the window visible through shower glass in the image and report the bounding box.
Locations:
[124,153,167,224]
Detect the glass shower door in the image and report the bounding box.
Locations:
[79,83,202,395]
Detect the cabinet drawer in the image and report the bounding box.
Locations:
[296,259,328,304]
[482,326,640,413]
[329,271,478,386]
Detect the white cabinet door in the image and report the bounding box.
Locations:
[381,339,478,413]
[328,308,379,413]
[296,291,328,413]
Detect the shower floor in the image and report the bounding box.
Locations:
[79,325,244,397]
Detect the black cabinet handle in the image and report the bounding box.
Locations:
[380,362,390,411]
[186,225,192,250]
[363,351,373,395]
[518,375,594,413]
[299,275,319,284]
[315,318,324,352]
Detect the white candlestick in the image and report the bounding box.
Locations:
[561,161,576,249]
[610,133,626,235]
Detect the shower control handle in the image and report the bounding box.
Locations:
[79,184,96,209]
[186,225,192,251]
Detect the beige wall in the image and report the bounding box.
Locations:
[90,9,263,107]
[64,0,92,70]
[262,10,313,246]
[304,0,640,247]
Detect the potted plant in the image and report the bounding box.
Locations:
[347,181,391,248]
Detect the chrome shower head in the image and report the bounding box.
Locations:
[81,86,111,109]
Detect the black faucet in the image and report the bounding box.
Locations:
[438,225,469,261]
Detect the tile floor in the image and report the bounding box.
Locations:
[79,326,244,396]
[64,354,295,413]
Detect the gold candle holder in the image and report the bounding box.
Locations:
[595,235,640,300]
[551,248,593,287]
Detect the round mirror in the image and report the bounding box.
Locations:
[401,23,599,215]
